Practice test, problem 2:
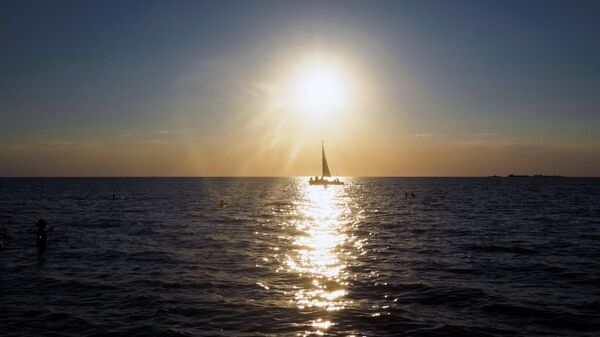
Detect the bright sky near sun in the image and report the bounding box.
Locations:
[286,58,348,118]
[1,0,599,176]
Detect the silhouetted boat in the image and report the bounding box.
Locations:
[309,141,344,186]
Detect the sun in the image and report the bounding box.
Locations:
[286,59,348,120]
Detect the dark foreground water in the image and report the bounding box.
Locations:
[1,177,599,336]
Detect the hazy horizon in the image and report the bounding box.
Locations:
[1,175,597,178]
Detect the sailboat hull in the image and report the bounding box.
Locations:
[308,179,344,186]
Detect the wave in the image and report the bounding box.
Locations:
[465,244,538,255]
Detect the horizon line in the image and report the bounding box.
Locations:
[0,175,596,178]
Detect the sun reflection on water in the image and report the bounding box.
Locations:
[283,179,359,335]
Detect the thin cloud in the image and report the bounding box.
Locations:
[45,141,73,146]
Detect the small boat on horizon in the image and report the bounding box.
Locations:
[309,141,344,186]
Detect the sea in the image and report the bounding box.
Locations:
[1,177,599,336]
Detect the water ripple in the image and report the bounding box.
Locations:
[1,177,599,336]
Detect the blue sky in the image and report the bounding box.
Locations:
[1,0,599,176]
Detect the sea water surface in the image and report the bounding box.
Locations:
[1,177,599,336]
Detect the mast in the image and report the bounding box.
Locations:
[322,140,332,177]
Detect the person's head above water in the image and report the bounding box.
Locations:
[36,219,47,229]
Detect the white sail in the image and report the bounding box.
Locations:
[322,141,331,177]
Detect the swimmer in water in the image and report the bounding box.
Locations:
[218,199,226,209]
[35,219,54,249]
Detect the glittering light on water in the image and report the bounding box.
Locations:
[280,179,362,335]
[310,319,334,336]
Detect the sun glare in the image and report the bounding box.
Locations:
[286,59,348,120]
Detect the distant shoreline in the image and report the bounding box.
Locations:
[490,174,565,178]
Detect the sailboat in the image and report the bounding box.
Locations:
[309,141,344,186]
